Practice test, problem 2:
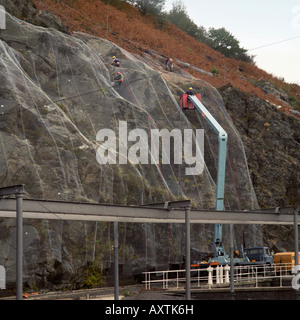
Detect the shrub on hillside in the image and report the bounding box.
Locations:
[127,0,165,16]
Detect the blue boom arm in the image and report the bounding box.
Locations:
[187,95,228,258]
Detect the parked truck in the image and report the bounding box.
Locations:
[273,252,300,273]
[244,246,274,265]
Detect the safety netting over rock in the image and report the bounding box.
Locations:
[0,14,261,290]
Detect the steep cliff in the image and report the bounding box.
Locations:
[219,84,300,252]
[220,85,300,208]
[0,1,298,291]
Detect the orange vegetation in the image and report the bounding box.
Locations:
[34,0,299,116]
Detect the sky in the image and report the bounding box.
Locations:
[164,0,300,84]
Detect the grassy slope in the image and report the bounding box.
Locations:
[35,0,299,116]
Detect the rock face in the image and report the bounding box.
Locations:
[219,85,300,209]
[258,80,289,103]
[0,6,295,290]
[0,0,69,33]
[219,85,300,252]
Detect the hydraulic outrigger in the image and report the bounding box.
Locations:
[181,93,250,266]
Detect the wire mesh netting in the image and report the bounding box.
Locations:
[0,14,261,290]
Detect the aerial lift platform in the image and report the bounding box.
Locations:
[180,93,251,267]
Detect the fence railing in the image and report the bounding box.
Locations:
[143,263,296,290]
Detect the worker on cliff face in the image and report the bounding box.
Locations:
[185,87,194,95]
[165,57,174,71]
[111,56,120,67]
[113,71,124,86]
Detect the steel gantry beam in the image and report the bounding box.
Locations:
[0,196,298,301]
[0,198,298,225]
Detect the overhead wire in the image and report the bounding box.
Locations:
[35,200,99,243]
[247,35,300,51]
[0,72,166,119]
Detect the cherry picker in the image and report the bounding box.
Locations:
[180,93,250,267]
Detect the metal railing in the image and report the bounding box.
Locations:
[143,263,297,290]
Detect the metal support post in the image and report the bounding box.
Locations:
[229,224,235,299]
[294,209,299,280]
[0,185,24,300]
[185,206,191,300]
[113,221,119,300]
[16,192,23,300]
